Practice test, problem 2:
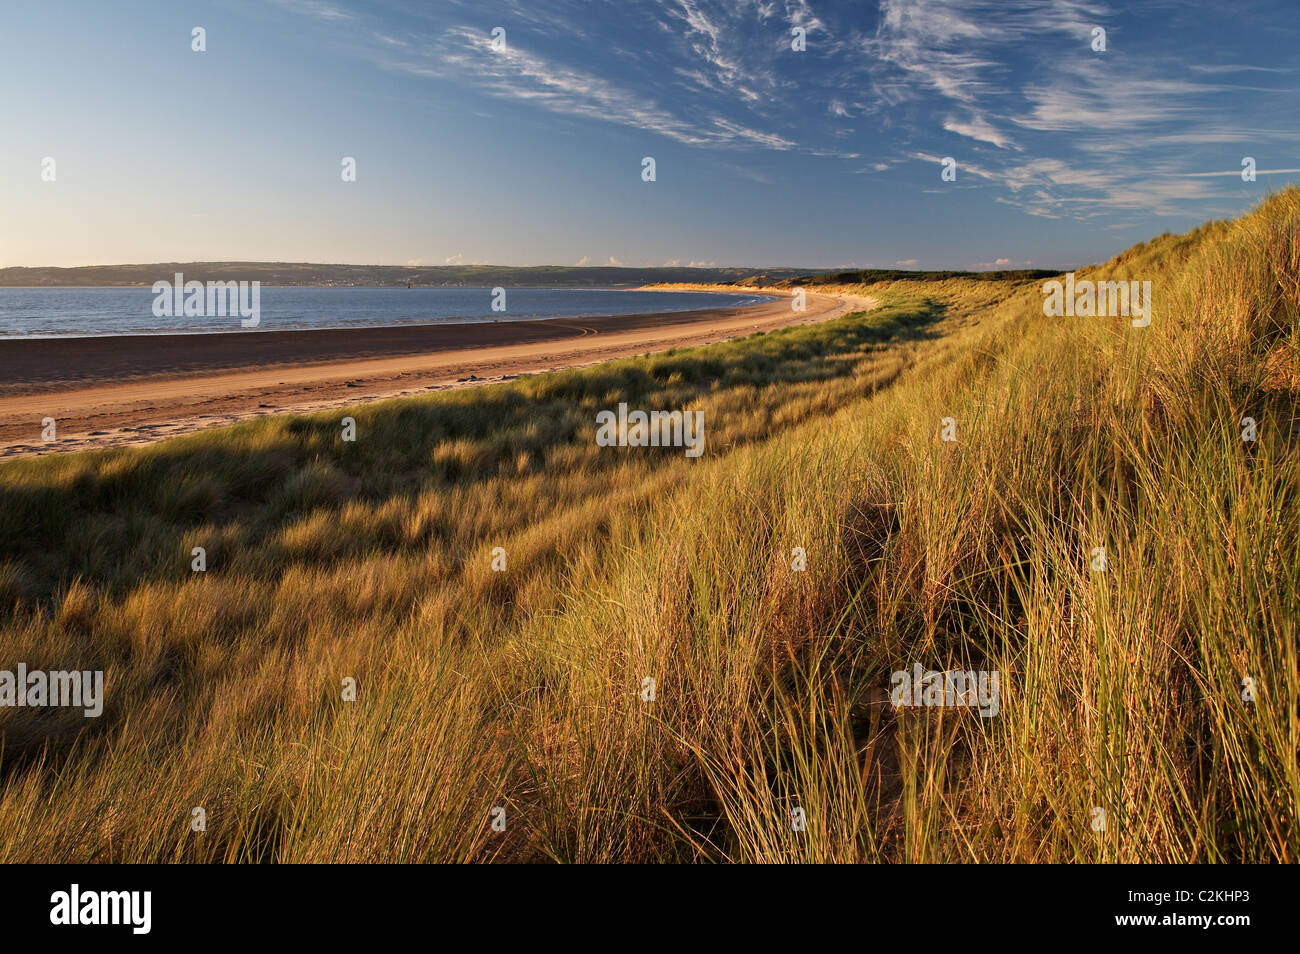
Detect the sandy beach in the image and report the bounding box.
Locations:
[0,288,872,458]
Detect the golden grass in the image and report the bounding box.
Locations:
[0,191,1296,862]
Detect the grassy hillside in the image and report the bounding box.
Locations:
[0,190,1295,862]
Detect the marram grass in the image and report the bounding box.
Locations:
[0,190,1296,862]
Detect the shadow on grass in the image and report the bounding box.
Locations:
[0,297,945,603]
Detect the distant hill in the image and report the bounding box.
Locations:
[0,262,841,288]
[804,267,1063,286]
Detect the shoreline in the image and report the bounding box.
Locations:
[0,289,874,460]
[0,287,778,342]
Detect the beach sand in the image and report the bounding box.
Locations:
[0,289,873,458]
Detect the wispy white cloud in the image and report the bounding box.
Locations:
[943,113,1014,148]
[1188,64,1294,74]
[667,0,768,104]
[865,0,1106,105]
[1177,168,1300,177]
[270,0,354,21]
[382,24,796,149]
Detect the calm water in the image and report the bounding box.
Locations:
[0,286,774,338]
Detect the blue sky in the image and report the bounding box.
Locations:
[2,0,1297,269]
